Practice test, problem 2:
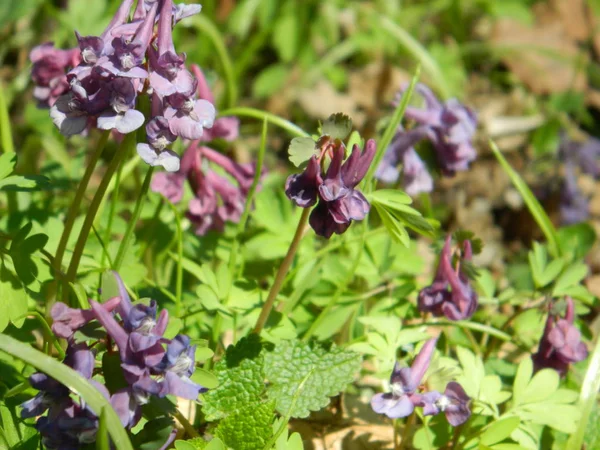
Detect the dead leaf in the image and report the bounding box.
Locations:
[491,18,586,94]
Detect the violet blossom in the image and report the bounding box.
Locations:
[30,44,81,107]
[22,271,209,446]
[532,297,588,376]
[375,125,433,195]
[418,236,478,321]
[33,0,211,173]
[20,342,101,449]
[286,137,376,238]
[371,338,471,426]
[376,83,478,195]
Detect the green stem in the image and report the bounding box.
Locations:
[566,330,600,449]
[64,134,133,297]
[412,320,512,341]
[219,107,310,138]
[363,66,420,188]
[55,131,110,275]
[165,201,183,318]
[193,14,238,108]
[0,81,14,153]
[379,16,451,99]
[228,118,268,275]
[398,412,415,450]
[302,224,367,341]
[0,334,133,450]
[212,120,268,345]
[253,207,311,334]
[113,166,155,271]
[174,409,200,438]
[12,311,65,359]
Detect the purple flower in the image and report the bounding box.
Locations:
[137,116,181,172]
[96,78,145,133]
[155,335,207,399]
[190,64,240,142]
[163,95,216,140]
[95,3,157,79]
[371,338,437,418]
[418,236,478,321]
[533,297,588,376]
[50,297,121,339]
[152,142,260,236]
[286,138,376,238]
[148,0,195,96]
[21,343,94,418]
[560,163,590,225]
[29,44,81,107]
[375,125,433,196]
[404,84,477,175]
[416,382,471,426]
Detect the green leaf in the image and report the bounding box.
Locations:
[201,334,265,420]
[97,407,110,450]
[253,64,289,99]
[174,441,199,450]
[215,401,275,450]
[0,152,16,180]
[0,175,48,191]
[513,357,533,405]
[552,263,588,297]
[0,268,28,329]
[490,140,560,257]
[132,417,174,450]
[264,339,361,418]
[288,137,317,168]
[481,416,521,446]
[0,334,133,450]
[272,7,298,62]
[321,113,353,140]
[557,223,597,259]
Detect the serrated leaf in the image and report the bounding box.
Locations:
[201,335,264,420]
[264,340,361,418]
[215,401,275,450]
[288,137,317,167]
[321,113,352,140]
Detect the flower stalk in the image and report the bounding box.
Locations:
[253,207,311,334]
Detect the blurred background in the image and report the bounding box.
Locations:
[0,0,599,282]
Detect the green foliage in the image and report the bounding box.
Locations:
[215,401,275,450]
[320,113,352,141]
[263,339,361,418]
[369,189,437,246]
[508,357,580,446]
[288,137,317,168]
[201,335,265,421]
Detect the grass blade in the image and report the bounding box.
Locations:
[489,140,561,256]
[0,334,133,450]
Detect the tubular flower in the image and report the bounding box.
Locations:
[418,236,478,321]
[22,271,210,444]
[371,338,471,426]
[286,138,376,238]
[532,297,588,376]
[32,0,212,172]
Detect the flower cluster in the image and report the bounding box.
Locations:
[32,0,214,173]
[532,297,588,376]
[286,137,376,238]
[418,236,478,321]
[376,84,477,195]
[558,136,600,224]
[371,338,471,426]
[151,68,256,235]
[21,272,205,448]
